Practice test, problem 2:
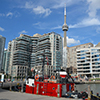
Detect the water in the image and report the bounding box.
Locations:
[75,84,100,95]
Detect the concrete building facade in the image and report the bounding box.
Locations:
[67,43,93,68]
[6,32,62,77]
[35,32,62,70]
[77,44,100,78]
[2,49,7,73]
[33,65,56,77]
[0,35,6,72]
[66,43,93,74]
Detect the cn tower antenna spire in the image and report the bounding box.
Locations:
[64,3,66,16]
[62,4,68,47]
[62,4,68,68]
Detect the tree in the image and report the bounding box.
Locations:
[17,76,21,79]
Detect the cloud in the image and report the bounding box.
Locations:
[51,25,62,29]
[6,12,13,17]
[22,2,52,17]
[96,27,100,33]
[33,22,49,29]
[24,1,34,9]
[87,0,100,17]
[0,12,20,18]
[0,27,5,31]
[52,0,83,9]
[69,18,100,28]
[63,36,80,46]
[33,22,40,26]
[18,30,27,34]
[0,13,5,17]
[67,37,80,46]
[68,0,100,28]
[52,18,100,29]
[33,6,52,16]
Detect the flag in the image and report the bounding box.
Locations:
[46,56,49,65]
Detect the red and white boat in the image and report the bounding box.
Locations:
[25,71,75,98]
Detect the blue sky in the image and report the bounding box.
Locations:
[0,0,100,48]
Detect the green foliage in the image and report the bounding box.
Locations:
[90,78,100,81]
[28,71,32,76]
[10,76,11,79]
[17,76,21,79]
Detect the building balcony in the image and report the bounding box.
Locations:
[17,36,30,41]
[38,40,50,45]
[77,72,91,75]
[38,36,49,41]
[92,72,100,74]
[17,41,29,45]
[91,52,100,56]
[38,43,50,48]
[77,61,90,64]
[77,69,90,71]
[13,50,30,55]
[77,55,86,58]
[77,65,90,68]
[92,56,100,60]
[92,67,100,70]
[77,58,85,61]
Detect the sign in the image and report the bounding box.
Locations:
[1,74,4,82]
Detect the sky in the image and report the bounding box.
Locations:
[0,0,100,48]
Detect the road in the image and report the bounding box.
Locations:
[0,88,81,100]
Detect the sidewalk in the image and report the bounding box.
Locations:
[0,88,81,100]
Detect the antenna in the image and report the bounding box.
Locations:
[64,3,66,15]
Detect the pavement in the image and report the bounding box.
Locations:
[0,88,81,100]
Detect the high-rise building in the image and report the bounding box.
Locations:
[0,35,6,72]
[77,43,100,77]
[7,34,35,77]
[30,34,41,68]
[67,43,93,70]
[35,32,62,70]
[62,5,68,68]
[2,49,7,73]
[6,32,62,77]
[5,41,12,74]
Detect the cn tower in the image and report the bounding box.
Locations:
[62,5,68,47]
[62,5,68,67]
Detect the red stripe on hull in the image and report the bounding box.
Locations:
[25,85,34,94]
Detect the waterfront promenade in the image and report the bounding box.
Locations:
[0,88,81,100]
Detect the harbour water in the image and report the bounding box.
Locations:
[75,84,100,95]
